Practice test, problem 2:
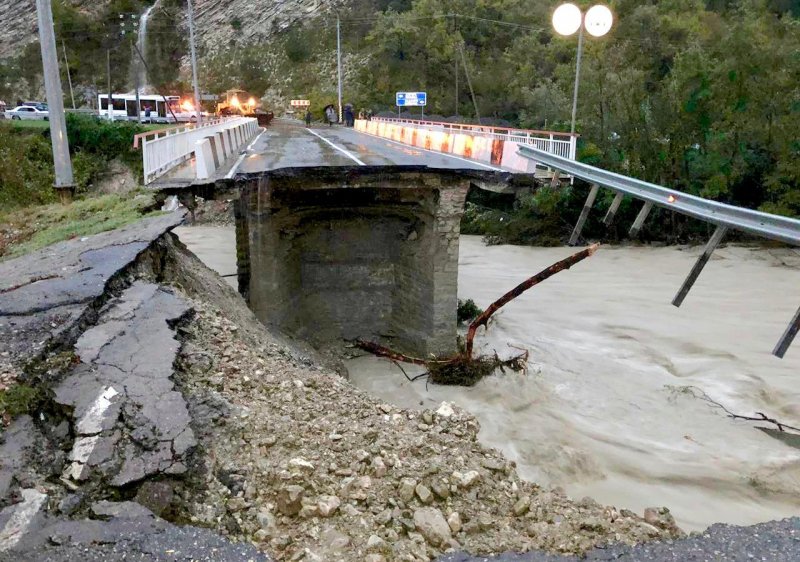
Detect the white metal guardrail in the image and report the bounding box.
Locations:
[137,117,258,184]
[518,145,800,359]
[374,117,577,160]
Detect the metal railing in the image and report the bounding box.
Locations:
[518,145,800,359]
[374,117,578,160]
[138,117,254,184]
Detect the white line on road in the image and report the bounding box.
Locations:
[306,128,366,166]
[225,129,266,179]
[0,489,48,551]
[76,386,119,435]
[357,131,505,172]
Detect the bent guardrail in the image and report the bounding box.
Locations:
[518,145,800,359]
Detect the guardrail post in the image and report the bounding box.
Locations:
[142,138,150,184]
[226,127,237,151]
[672,225,728,307]
[205,135,221,169]
[774,305,800,358]
[569,183,600,246]
[629,201,654,237]
[215,132,228,159]
[195,138,215,179]
[603,193,625,225]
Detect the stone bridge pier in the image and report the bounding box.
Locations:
[234,168,471,356]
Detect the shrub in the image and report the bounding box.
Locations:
[457,299,483,324]
[64,114,144,184]
[0,124,56,208]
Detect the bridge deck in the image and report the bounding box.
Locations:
[238,119,507,172]
[151,119,559,188]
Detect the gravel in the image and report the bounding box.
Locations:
[438,517,800,561]
[168,248,683,562]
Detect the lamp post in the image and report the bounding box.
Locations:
[552,3,613,136]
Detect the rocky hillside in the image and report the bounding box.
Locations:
[0,0,347,60]
[0,0,38,59]
[194,0,346,53]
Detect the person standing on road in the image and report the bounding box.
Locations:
[344,105,354,127]
[305,108,312,126]
[325,105,336,127]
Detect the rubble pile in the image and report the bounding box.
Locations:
[176,297,683,561]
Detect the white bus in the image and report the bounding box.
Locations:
[97,94,197,123]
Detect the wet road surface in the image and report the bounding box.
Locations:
[235,119,505,173]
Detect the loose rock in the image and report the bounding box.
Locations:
[413,507,452,547]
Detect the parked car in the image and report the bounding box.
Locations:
[6,105,49,120]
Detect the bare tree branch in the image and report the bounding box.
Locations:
[465,244,599,357]
[686,386,800,433]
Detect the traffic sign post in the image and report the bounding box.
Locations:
[396,91,427,119]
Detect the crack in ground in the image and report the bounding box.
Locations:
[0,274,61,295]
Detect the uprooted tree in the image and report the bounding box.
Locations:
[357,244,600,386]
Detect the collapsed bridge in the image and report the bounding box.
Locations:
[148,119,800,358]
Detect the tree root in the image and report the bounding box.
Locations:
[356,245,598,387]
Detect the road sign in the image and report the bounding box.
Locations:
[396,92,427,107]
[291,99,311,107]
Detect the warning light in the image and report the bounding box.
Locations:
[668,195,677,203]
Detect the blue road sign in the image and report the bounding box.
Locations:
[396,92,427,107]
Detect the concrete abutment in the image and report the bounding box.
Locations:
[234,169,470,356]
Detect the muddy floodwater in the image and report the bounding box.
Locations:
[177,226,800,532]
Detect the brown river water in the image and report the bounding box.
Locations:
[176,226,800,532]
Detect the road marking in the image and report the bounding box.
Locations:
[225,129,265,179]
[357,131,504,171]
[0,489,48,551]
[306,128,366,166]
[76,386,119,435]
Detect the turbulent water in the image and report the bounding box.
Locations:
[177,226,800,532]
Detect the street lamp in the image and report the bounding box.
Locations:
[553,3,613,135]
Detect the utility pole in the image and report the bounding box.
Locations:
[121,14,142,123]
[187,0,202,125]
[107,48,113,121]
[337,15,343,124]
[569,24,584,136]
[61,40,75,109]
[36,0,74,197]
[453,14,459,119]
[459,42,480,123]
[134,41,142,124]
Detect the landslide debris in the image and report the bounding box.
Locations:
[162,235,683,561]
[0,223,681,562]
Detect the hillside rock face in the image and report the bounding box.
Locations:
[194,0,344,53]
[0,0,38,59]
[0,0,107,58]
[0,0,345,60]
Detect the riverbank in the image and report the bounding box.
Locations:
[174,225,800,534]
